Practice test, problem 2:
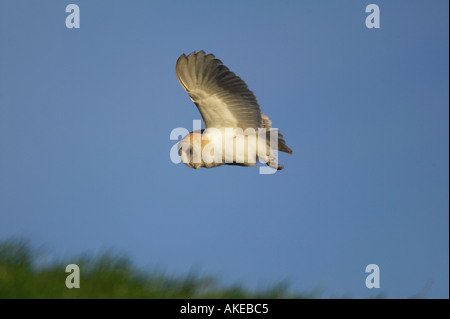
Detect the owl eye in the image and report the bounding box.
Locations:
[178,144,193,162]
[178,143,190,157]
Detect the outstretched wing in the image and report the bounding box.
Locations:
[176,51,262,129]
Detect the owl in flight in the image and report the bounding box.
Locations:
[176,51,292,170]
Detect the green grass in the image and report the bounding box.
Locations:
[0,239,311,299]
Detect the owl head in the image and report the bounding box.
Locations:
[178,131,204,169]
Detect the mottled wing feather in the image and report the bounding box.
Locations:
[176,51,262,129]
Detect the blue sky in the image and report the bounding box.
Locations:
[0,1,448,298]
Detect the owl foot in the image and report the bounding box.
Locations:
[266,159,284,170]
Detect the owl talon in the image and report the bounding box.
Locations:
[267,160,284,170]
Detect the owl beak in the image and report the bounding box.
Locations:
[187,162,201,169]
[186,162,200,169]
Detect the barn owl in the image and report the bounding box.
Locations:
[176,51,292,170]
